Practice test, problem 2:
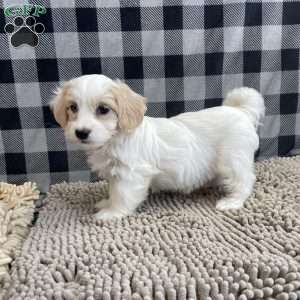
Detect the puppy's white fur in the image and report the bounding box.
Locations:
[50,74,265,220]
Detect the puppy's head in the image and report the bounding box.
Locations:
[50,74,146,149]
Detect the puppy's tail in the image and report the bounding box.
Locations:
[223,87,265,129]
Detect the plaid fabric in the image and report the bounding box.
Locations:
[0,0,300,193]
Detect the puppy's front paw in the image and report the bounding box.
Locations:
[216,198,244,211]
[94,199,109,210]
[94,208,127,221]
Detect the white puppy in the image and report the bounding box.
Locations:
[50,74,265,220]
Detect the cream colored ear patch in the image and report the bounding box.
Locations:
[50,82,74,128]
[111,81,146,130]
[0,182,39,299]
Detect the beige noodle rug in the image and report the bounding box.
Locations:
[0,182,39,300]
[5,156,300,300]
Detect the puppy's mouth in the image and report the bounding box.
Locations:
[80,140,103,150]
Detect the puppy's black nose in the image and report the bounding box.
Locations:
[75,129,91,140]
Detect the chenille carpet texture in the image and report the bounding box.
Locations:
[0,182,39,300]
[4,156,300,300]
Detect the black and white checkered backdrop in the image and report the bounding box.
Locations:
[0,0,300,193]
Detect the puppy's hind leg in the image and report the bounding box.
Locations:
[216,153,255,211]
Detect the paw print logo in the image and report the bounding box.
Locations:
[4,16,45,48]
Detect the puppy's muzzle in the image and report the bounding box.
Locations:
[75,129,91,141]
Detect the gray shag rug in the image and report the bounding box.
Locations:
[5,156,300,300]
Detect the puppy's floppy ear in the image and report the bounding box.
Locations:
[49,83,68,128]
[111,81,147,130]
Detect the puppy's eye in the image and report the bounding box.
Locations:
[69,102,78,113]
[96,105,110,115]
